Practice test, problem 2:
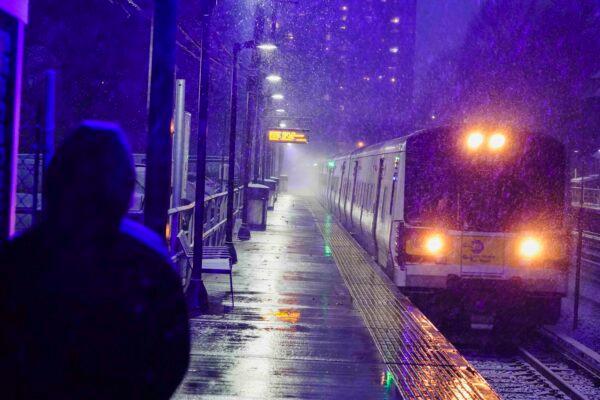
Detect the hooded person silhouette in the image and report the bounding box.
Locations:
[0,122,190,399]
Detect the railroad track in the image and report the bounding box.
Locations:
[461,332,600,399]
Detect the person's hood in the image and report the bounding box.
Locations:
[44,121,135,234]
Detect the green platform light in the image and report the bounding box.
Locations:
[327,160,335,169]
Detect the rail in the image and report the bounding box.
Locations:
[168,185,244,249]
[571,186,600,210]
[168,186,243,290]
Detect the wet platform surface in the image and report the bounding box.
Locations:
[174,195,497,399]
[175,195,400,399]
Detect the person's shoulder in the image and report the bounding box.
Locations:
[118,218,183,282]
[119,218,170,260]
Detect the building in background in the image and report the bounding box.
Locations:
[276,0,416,151]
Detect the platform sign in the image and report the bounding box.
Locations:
[268,129,309,144]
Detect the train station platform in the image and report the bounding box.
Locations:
[174,195,498,399]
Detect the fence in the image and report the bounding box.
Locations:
[168,186,244,289]
[571,187,600,210]
[15,154,43,233]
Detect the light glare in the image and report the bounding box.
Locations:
[519,237,542,259]
[257,43,277,51]
[488,133,506,150]
[272,93,284,100]
[266,74,282,83]
[466,132,484,150]
[425,234,444,255]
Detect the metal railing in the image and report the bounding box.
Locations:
[168,185,243,248]
[168,186,243,289]
[571,187,600,210]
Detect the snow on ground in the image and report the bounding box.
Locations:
[552,261,600,353]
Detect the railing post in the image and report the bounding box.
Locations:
[189,0,216,311]
[225,43,240,262]
[573,162,585,330]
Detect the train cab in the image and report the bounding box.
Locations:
[321,126,568,329]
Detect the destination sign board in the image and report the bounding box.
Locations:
[268,129,309,144]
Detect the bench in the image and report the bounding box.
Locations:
[177,232,235,307]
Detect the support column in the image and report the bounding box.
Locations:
[144,0,177,236]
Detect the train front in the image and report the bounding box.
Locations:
[392,127,568,329]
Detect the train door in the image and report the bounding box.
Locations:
[372,158,385,261]
[326,164,334,208]
[349,160,359,228]
[337,161,346,217]
[342,158,352,224]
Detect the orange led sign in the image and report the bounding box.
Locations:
[268,129,309,144]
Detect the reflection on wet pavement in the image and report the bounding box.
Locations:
[174,195,400,399]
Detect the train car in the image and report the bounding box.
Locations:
[320,126,568,329]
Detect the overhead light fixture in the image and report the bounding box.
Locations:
[257,43,277,51]
[266,74,282,83]
[272,93,284,100]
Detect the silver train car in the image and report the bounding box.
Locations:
[320,126,568,329]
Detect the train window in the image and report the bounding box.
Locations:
[389,172,397,215]
[362,183,366,206]
[389,156,399,215]
[359,182,363,206]
[404,130,565,231]
[381,187,387,221]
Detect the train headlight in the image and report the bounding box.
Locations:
[425,234,445,255]
[519,237,542,259]
[466,132,485,150]
[488,133,506,151]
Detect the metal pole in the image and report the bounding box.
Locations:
[32,106,42,224]
[43,70,56,172]
[144,0,176,236]
[238,90,255,241]
[190,0,216,310]
[253,98,262,182]
[573,162,585,330]
[238,5,265,240]
[225,43,240,259]
[172,80,186,207]
[278,141,284,176]
[41,70,56,214]
[182,112,192,199]
[171,79,186,250]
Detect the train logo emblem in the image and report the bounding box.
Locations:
[471,240,484,254]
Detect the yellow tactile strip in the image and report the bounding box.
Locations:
[311,202,499,400]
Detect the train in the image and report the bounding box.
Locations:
[319,126,568,330]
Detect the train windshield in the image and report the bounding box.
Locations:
[404,131,566,232]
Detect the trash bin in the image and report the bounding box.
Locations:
[247,183,269,230]
[279,174,288,193]
[262,178,277,210]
